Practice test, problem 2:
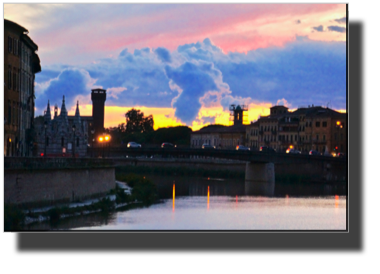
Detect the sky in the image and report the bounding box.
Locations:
[4,3,347,130]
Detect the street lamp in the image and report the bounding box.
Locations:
[99,136,104,158]
[91,128,95,158]
[72,124,76,158]
[44,121,47,157]
[105,135,111,157]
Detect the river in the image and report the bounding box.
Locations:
[27,176,347,230]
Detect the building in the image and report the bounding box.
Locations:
[34,88,107,157]
[35,97,89,157]
[246,105,347,154]
[4,19,41,156]
[191,105,248,149]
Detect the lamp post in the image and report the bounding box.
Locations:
[44,121,47,157]
[99,136,104,158]
[72,124,76,158]
[105,135,111,157]
[91,128,95,158]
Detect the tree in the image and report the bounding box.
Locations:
[125,108,154,134]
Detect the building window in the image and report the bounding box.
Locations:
[322,121,327,127]
[341,133,344,141]
[316,121,320,127]
[8,100,11,125]
[8,36,13,53]
[323,135,326,141]
[13,71,16,90]
[8,68,12,89]
[61,137,64,147]
[316,135,319,141]
[76,137,79,147]
[13,39,18,55]
[47,137,49,146]
[12,102,16,125]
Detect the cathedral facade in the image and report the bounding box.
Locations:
[36,96,89,157]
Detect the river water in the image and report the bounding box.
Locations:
[28,176,347,230]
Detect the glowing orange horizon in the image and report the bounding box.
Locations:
[67,104,346,131]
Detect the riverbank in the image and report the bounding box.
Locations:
[4,177,159,231]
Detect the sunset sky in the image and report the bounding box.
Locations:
[4,3,347,130]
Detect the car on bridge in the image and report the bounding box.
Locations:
[286,148,301,154]
[309,150,321,156]
[260,146,276,153]
[236,145,250,151]
[127,142,141,148]
[202,144,215,149]
[337,152,346,158]
[161,142,175,148]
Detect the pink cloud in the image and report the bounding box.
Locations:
[5,3,346,65]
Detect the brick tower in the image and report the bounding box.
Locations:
[91,88,107,137]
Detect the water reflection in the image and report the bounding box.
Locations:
[245,179,274,196]
[147,175,346,199]
[207,186,210,210]
[26,175,347,230]
[173,183,175,212]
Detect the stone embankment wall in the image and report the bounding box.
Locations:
[4,157,115,205]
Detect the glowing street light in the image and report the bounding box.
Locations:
[98,136,104,158]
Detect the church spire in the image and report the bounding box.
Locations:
[74,100,81,123]
[44,100,51,122]
[59,95,68,124]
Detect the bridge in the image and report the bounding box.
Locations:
[100,147,346,196]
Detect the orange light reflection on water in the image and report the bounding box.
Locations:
[207,186,210,210]
[335,195,339,208]
[173,183,175,212]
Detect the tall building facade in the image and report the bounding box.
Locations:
[4,19,41,156]
[246,105,347,154]
[91,88,107,138]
